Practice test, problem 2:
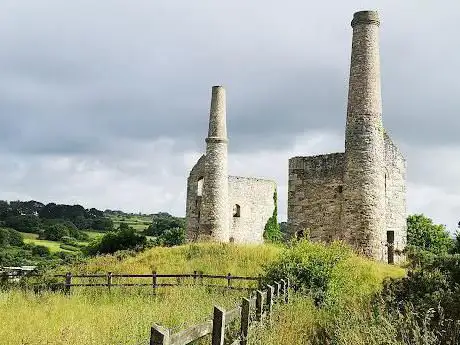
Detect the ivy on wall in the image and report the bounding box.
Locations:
[263,189,282,243]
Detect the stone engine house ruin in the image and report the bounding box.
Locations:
[186,86,277,244]
[287,10,407,263]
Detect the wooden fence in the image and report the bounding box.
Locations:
[150,278,290,345]
[51,271,262,294]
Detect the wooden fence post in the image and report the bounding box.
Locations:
[150,324,170,345]
[107,272,113,292]
[212,306,226,345]
[276,281,281,300]
[273,281,279,301]
[240,298,250,345]
[280,279,286,301]
[152,271,157,295]
[256,290,263,321]
[227,273,232,290]
[200,271,204,285]
[285,278,290,303]
[193,270,197,285]
[65,272,72,295]
[267,285,274,320]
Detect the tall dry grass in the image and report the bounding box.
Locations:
[1,243,282,345]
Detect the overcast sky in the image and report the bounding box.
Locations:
[0,1,459,232]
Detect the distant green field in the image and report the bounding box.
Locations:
[19,232,39,240]
[21,236,70,253]
[19,232,92,253]
[83,231,104,239]
[110,215,151,231]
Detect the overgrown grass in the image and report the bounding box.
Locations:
[61,242,282,276]
[2,243,282,345]
[0,287,245,345]
[252,240,405,344]
[2,241,408,345]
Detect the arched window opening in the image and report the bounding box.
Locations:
[197,177,204,196]
[337,185,343,193]
[233,204,241,217]
[229,237,235,243]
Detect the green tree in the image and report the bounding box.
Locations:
[91,217,114,232]
[144,214,185,237]
[42,223,70,241]
[406,214,454,255]
[5,215,40,233]
[84,228,147,255]
[0,228,21,247]
[158,227,185,247]
[31,244,51,257]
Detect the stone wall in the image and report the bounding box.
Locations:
[186,159,277,244]
[228,176,276,244]
[287,153,345,241]
[383,132,407,263]
[185,155,206,241]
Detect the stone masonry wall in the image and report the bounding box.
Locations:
[287,153,345,241]
[185,155,206,241]
[383,132,407,263]
[228,176,276,244]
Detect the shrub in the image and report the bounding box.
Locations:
[157,227,185,247]
[263,240,354,306]
[0,228,24,247]
[60,244,80,252]
[42,223,69,241]
[61,236,78,246]
[84,228,147,255]
[31,245,51,257]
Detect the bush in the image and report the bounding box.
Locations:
[84,228,147,255]
[157,227,185,247]
[60,244,80,252]
[144,214,185,237]
[263,240,354,306]
[61,236,78,246]
[0,228,24,247]
[31,245,51,257]
[42,223,69,241]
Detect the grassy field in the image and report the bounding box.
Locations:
[19,231,105,253]
[20,233,71,253]
[83,231,105,240]
[1,243,281,345]
[109,214,152,231]
[0,242,405,345]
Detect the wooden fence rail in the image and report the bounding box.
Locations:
[49,271,262,294]
[150,278,290,345]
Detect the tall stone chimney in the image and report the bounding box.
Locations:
[342,10,386,259]
[200,86,230,242]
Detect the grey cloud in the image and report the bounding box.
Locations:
[0,0,459,228]
[2,0,459,157]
